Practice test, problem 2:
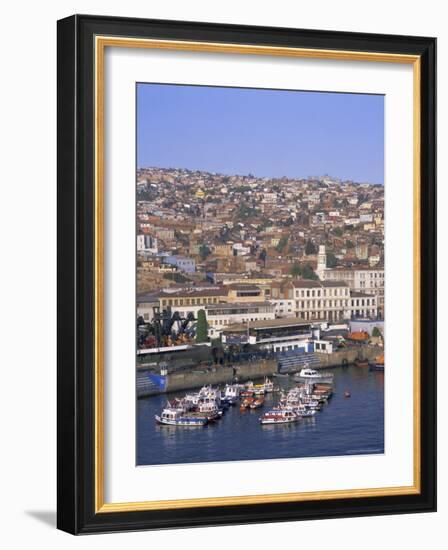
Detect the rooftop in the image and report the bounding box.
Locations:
[205,301,273,310]
[157,285,227,298]
[321,280,349,288]
[137,292,159,303]
[291,280,348,288]
[227,283,262,291]
[223,317,312,332]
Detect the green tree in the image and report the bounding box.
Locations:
[326,252,338,268]
[276,236,289,253]
[195,309,209,343]
[346,239,355,249]
[305,239,317,255]
[302,264,318,280]
[199,244,211,261]
[236,203,256,221]
[372,326,382,338]
[163,272,189,284]
[290,263,301,277]
[332,227,343,237]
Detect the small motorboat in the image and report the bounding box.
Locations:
[240,397,254,410]
[354,358,369,368]
[249,397,264,409]
[344,391,351,398]
[294,367,334,384]
[369,353,385,371]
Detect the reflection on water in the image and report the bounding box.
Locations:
[137,365,384,466]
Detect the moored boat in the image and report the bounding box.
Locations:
[155,407,208,426]
[222,383,241,405]
[240,397,254,411]
[197,398,222,420]
[261,377,274,393]
[260,408,299,425]
[369,353,384,371]
[249,397,264,409]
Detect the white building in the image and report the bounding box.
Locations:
[270,298,295,318]
[349,293,378,319]
[221,318,313,353]
[291,280,351,322]
[316,245,384,317]
[137,234,158,253]
[136,293,159,322]
[206,302,276,338]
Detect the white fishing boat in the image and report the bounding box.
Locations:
[222,384,240,404]
[184,392,200,407]
[197,397,223,420]
[198,385,222,406]
[281,403,316,417]
[261,377,274,393]
[295,409,316,418]
[166,398,193,413]
[259,408,299,425]
[299,396,321,410]
[155,407,208,427]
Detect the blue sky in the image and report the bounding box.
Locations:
[137,83,384,184]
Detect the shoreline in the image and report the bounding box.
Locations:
[137,345,382,397]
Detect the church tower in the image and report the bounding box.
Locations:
[316,245,327,279]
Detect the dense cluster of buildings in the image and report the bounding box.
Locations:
[136,167,385,347]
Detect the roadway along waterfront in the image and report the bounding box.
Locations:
[137,365,384,466]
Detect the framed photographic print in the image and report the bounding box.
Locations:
[57,14,436,534]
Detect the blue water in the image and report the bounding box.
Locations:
[136,366,384,466]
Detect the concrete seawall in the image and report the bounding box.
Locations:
[315,346,382,368]
[165,359,277,393]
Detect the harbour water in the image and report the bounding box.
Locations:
[137,365,384,466]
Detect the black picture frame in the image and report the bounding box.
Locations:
[57,14,436,534]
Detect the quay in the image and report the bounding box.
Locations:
[137,345,382,397]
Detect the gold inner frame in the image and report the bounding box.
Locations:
[94,36,421,513]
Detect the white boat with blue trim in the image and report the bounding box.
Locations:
[155,406,208,426]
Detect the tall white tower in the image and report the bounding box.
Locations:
[316,245,327,279]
